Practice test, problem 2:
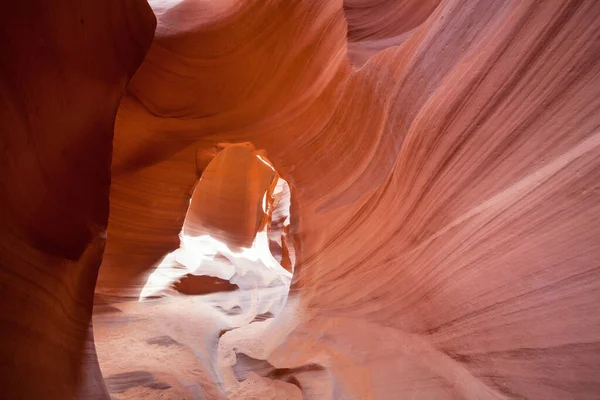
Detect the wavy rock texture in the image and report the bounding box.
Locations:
[182,143,276,249]
[2,0,600,398]
[345,0,442,66]
[0,1,155,399]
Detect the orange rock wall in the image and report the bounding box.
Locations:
[2,0,600,398]
[183,144,276,249]
[102,0,600,398]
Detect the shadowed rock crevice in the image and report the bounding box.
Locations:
[233,352,326,390]
[145,335,182,347]
[173,274,239,295]
[104,371,171,394]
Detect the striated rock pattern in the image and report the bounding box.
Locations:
[0,1,155,398]
[182,143,276,249]
[2,0,600,398]
[345,0,442,66]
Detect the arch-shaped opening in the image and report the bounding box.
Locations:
[93,143,296,398]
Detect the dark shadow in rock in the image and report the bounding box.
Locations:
[94,295,122,314]
[285,376,302,390]
[267,363,326,380]
[219,329,231,338]
[94,304,122,314]
[251,311,274,323]
[173,274,239,295]
[146,381,172,390]
[215,304,243,315]
[214,253,232,263]
[146,335,181,347]
[266,363,327,390]
[232,352,327,391]
[94,314,140,329]
[268,239,282,262]
[233,353,275,381]
[105,371,171,393]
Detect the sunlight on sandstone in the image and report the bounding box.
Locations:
[139,229,292,301]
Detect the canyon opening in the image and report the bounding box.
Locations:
[94,144,298,397]
[2,0,600,399]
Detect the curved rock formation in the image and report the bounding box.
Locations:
[2,0,600,398]
[345,0,442,66]
[0,1,155,398]
[182,143,276,249]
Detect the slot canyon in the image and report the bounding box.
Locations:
[1,0,600,399]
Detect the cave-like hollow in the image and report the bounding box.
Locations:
[93,143,298,397]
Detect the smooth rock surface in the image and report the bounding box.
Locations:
[2,0,600,398]
[98,0,600,398]
[0,1,155,398]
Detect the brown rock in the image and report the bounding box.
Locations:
[0,1,154,398]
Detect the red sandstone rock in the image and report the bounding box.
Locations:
[345,0,442,66]
[183,143,276,249]
[173,274,239,296]
[2,0,600,398]
[0,1,155,398]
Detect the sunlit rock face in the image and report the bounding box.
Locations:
[182,143,276,249]
[2,0,600,399]
[95,144,294,398]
